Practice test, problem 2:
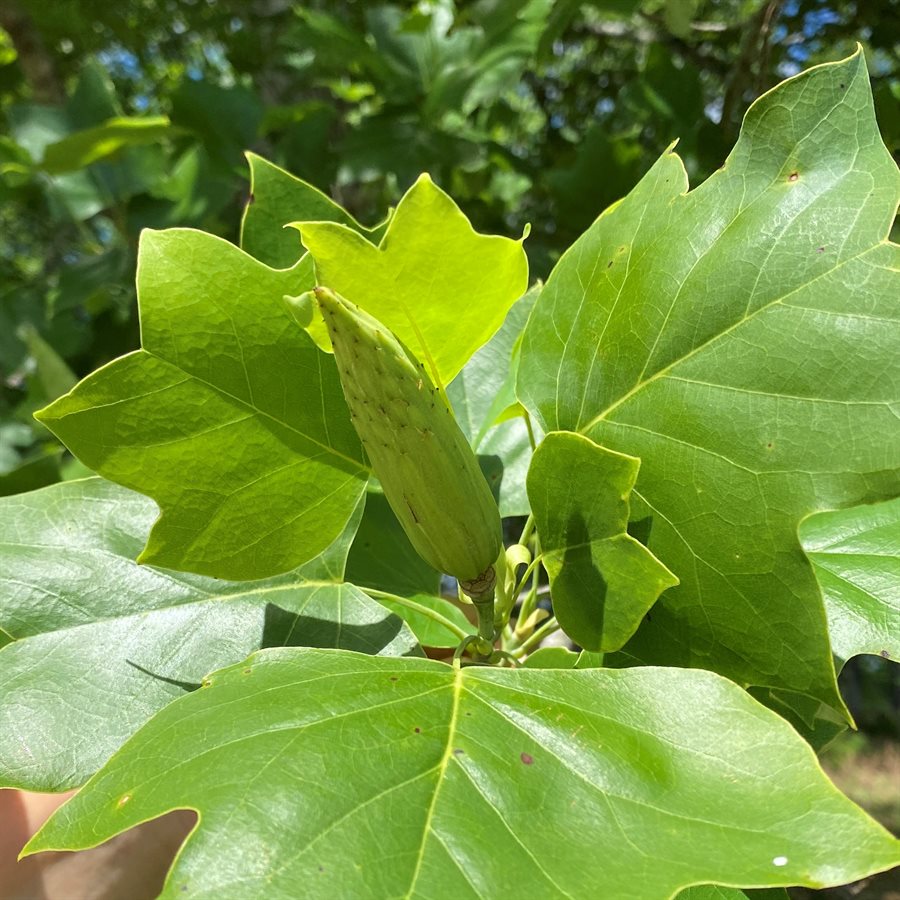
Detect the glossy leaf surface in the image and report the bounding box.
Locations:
[28,650,899,898]
[299,174,529,388]
[801,497,900,664]
[36,229,368,579]
[0,479,419,791]
[528,431,678,650]
[518,51,899,708]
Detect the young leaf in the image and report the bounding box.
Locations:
[26,650,899,898]
[801,496,900,664]
[35,229,368,579]
[298,173,529,388]
[0,477,420,792]
[528,431,678,650]
[517,51,899,709]
[240,152,386,269]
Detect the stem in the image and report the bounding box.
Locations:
[472,594,496,644]
[364,589,469,641]
[523,410,538,451]
[518,514,535,547]
[511,617,561,658]
[512,554,542,602]
[516,534,543,627]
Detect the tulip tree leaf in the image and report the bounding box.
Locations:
[343,491,471,648]
[801,496,900,665]
[298,173,529,388]
[26,650,900,898]
[0,478,420,792]
[240,152,386,269]
[36,229,369,580]
[448,285,540,516]
[346,491,442,599]
[528,431,678,650]
[517,51,900,709]
[373,592,473,649]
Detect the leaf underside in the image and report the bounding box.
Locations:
[0,478,420,791]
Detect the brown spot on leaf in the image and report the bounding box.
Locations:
[520,752,534,765]
[788,171,799,182]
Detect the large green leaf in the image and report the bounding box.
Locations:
[239,152,384,269]
[517,51,899,709]
[299,173,529,388]
[36,229,368,579]
[528,431,678,650]
[26,650,899,898]
[801,497,900,664]
[0,478,419,792]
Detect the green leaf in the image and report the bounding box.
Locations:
[299,173,529,388]
[18,322,77,399]
[346,491,442,599]
[40,116,176,174]
[801,497,900,664]
[517,51,899,709]
[448,285,539,516]
[0,478,419,791]
[36,229,368,579]
[343,491,467,647]
[372,592,472,649]
[27,650,899,897]
[240,153,385,269]
[528,432,678,651]
[0,452,61,496]
[678,889,790,900]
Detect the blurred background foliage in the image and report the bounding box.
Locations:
[0,0,897,759]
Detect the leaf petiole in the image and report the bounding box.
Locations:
[363,589,469,642]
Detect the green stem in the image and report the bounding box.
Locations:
[518,514,535,547]
[364,589,469,641]
[523,410,538,451]
[516,535,543,627]
[512,554,542,603]
[511,616,560,658]
[472,594,496,644]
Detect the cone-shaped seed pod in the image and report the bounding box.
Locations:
[295,287,502,594]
